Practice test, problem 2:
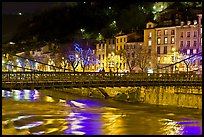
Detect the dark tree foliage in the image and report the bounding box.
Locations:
[9,2,155,51]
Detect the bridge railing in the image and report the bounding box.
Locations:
[2,72,202,83]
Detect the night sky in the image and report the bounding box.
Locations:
[2,2,77,14]
[2,2,77,43]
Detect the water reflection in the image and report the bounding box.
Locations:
[2,89,40,101]
[2,89,202,135]
[64,100,103,135]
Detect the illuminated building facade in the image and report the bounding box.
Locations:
[144,13,202,73]
[95,38,116,72]
[124,41,144,72]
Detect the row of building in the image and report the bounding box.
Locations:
[2,4,202,73]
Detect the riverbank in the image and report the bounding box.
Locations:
[53,86,202,109]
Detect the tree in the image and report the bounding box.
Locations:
[135,46,149,73]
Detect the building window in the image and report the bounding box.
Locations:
[200,60,202,65]
[164,29,168,35]
[127,53,130,58]
[171,30,175,35]
[164,56,167,63]
[193,41,197,47]
[120,38,122,42]
[187,41,190,47]
[148,24,152,28]
[193,49,197,54]
[117,46,118,50]
[180,41,183,47]
[201,37,202,45]
[120,45,122,50]
[193,31,197,37]
[180,32,183,38]
[187,49,190,55]
[117,39,118,43]
[158,57,160,62]
[157,47,160,54]
[164,46,167,54]
[102,54,104,60]
[124,38,126,42]
[190,49,193,55]
[157,30,161,36]
[164,37,168,44]
[157,37,161,45]
[148,40,152,46]
[149,32,152,38]
[113,39,115,44]
[187,32,190,37]
[171,36,175,44]
[99,55,101,60]
[148,49,151,54]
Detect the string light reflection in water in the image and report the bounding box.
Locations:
[2,89,202,135]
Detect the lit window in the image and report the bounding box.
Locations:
[157,37,161,45]
[171,36,175,44]
[164,37,168,44]
[164,57,167,63]
[187,49,190,55]
[148,40,152,46]
[149,32,152,38]
[201,28,202,34]
[193,49,197,54]
[158,57,160,62]
[164,30,168,35]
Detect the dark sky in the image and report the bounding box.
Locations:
[2,2,77,14]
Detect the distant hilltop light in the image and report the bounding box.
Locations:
[18,12,22,15]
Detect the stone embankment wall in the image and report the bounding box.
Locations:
[54,86,202,109]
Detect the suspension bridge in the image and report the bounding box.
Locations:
[2,52,202,89]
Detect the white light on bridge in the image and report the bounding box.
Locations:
[9,42,15,45]
[18,12,22,15]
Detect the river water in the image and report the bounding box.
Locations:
[2,89,202,135]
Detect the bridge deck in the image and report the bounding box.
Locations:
[2,72,202,89]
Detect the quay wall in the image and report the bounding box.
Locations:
[55,86,202,109]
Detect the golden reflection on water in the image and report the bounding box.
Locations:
[2,89,202,135]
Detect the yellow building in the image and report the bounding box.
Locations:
[143,21,157,70]
[116,32,142,72]
[96,38,116,72]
